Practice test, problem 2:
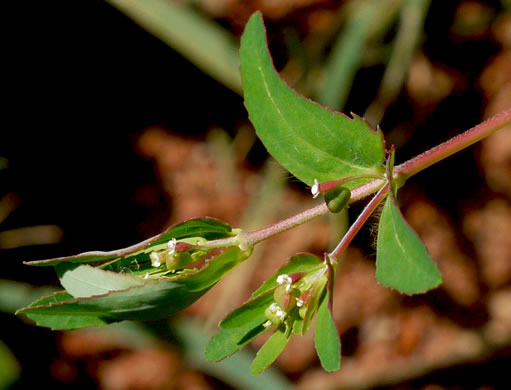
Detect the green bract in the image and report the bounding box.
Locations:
[241,12,385,189]
[375,151,442,294]
[314,291,341,372]
[206,253,339,373]
[17,218,253,330]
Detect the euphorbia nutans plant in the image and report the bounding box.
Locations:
[17,12,511,374]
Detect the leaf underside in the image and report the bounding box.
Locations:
[240,12,385,188]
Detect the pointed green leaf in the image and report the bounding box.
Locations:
[376,194,442,294]
[314,291,340,372]
[240,12,385,188]
[26,217,232,267]
[206,318,268,362]
[250,326,291,375]
[251,253,323,298]
[20,291,111,330]
[18,247,248,329]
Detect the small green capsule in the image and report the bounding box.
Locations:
[166,251,193,270]
[298,305,308,319]
[325,186,351,213]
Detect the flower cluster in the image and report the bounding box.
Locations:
[145,237,208,277]
[262,265,329,334]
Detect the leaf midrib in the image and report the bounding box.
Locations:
[254,55,369,173]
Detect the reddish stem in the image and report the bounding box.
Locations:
[394,108,511,181]
[318,174,383,192]
[328,184,389,260]
[246,202,329,245]
[235,109,510,250]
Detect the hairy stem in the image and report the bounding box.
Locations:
[211,109,510,249]
[246,202,330,246]
[329,184,389,260]
[394,108,511,181]
[245,178,387,246]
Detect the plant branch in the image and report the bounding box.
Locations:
[394,107,511,181]
[211,109,509,250]
[245,178,387,247]
[245,202,330,246]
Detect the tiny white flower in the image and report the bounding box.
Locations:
[269,303,279,313]
[167,238,177,255]
[150,252,161,267]
[263,320,272,328]
[276,274,292,286]
[311,178,320,199]
[276,309,286,321]
[296,298,304,307]
[144,272,149,279]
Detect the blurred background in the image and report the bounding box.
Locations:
[1,0,510,389]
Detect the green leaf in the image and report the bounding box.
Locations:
[240,12,385,188]
[251,253,323,298]
[21,291,111,330]
[220,290,274,329]
[314,291,340,372]
[376,194,442,294]
[250,326,291,375]
[206,318,268,362]
[18,247,247,329]
[26,217,232,267]
[176,318,294,390]
[56,263,146,298]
